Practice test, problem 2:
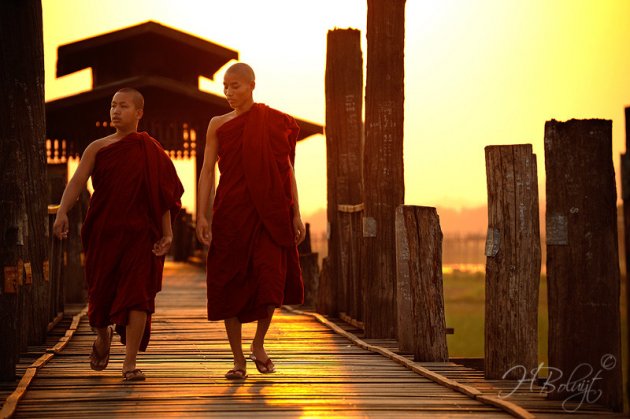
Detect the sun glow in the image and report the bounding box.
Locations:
[44,0,630,231]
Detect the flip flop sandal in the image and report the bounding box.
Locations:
[225,368,248,380]
[122,368,146,382]
[90,326,113,371]
[249,353,275,374]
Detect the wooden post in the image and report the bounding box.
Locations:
[64,196,87,304]
[338,205,364,321]
[298,223,320,307]
[0,0,47,379]
[324,28,364,316]
[363,0,406,338]
[622,106,630,406]
[484,145,540,379]
[395,206,448,361]
[316,257,335,315]
[545,119,622,411]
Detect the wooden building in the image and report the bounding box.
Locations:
[45,20,322,184]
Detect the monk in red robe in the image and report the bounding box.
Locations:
[53,88,183,381]
[197,63,305,379]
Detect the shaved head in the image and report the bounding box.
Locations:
[115,87,144,109]
[225,63,255,82]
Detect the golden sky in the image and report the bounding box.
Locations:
[43,0,630,219]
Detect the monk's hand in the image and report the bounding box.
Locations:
[196,216,212,247]
[52,213,69,240]
[152,235,173,256]
[293,215,306,245]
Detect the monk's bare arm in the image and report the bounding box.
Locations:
[52,141,100,239]
[153,211,173,256]
[196,117,220,246]
[288,160,306,245]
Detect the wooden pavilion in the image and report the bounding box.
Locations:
[45,20,322,180]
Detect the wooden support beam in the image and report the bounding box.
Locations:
[395,205,448,361]
[363,0,406,339]
[484,144,540,379]
[545,119,622,411]
[0,0,47,379]
[322,28,363,316]
[299,223,319,308]
[621,106,630,406]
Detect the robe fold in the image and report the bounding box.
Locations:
[81,131,183,351]
[207,103,304,322]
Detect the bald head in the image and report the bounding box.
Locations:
[115,87,144,110]
[225,63,255,82]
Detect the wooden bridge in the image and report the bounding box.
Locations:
[1,262,625,418]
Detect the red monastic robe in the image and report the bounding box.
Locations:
[81,132,183,351]
[206,103,304,322]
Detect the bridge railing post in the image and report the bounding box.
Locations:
[321,28,364,317]
[484,144,540,379]
[545,119,622,411]
[395,205,448,362]
[298,223,319,307]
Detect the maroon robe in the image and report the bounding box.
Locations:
[81,131,183,351]
[206,103,304,322]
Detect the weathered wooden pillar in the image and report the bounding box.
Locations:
[316,257,335,315]
[363,0,406,338]
[64,196,87,304]
[484,145,540,379]
[0,0,47,379]
[298,223,320,307]
[323,28,364,316]
[395,205,448,361]
[622,106,630,405]
[338,205,364,321]
[545,119,622,411]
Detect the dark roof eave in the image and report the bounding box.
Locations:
[57,21,238,78]
[46,76,323,141]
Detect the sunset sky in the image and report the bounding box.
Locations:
[43,0,630,229]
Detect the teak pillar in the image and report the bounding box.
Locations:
[484,144,540,379]
[324,28,364,319]
[321,28,364,316]
[0,0,47,380]
[545,119,622,411]
[621,106,630,405]
[395,205,448,361]
[363,0,406,338]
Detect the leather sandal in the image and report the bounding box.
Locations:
[225,368,248,380]
[122,368,146,381]
[249,353,275,374]
[89,326,113,371]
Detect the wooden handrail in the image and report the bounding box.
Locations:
[47,204,60,215]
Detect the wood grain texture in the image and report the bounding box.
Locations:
[324,28,363,318]
[484,145,540,379]
[544,119,622,411]
[4,263,507,418]
[363,0,406,339]
[3,263,626,417]
[0,0,48,380]
[622,105,630,406]
[395,206,448,362]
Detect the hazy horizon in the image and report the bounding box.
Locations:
[43,0,630,217]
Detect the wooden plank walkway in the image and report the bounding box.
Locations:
[1,262,626,418]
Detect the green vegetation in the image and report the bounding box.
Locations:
[443,269,628,406]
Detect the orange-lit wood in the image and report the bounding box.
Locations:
[2,263,625,418]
